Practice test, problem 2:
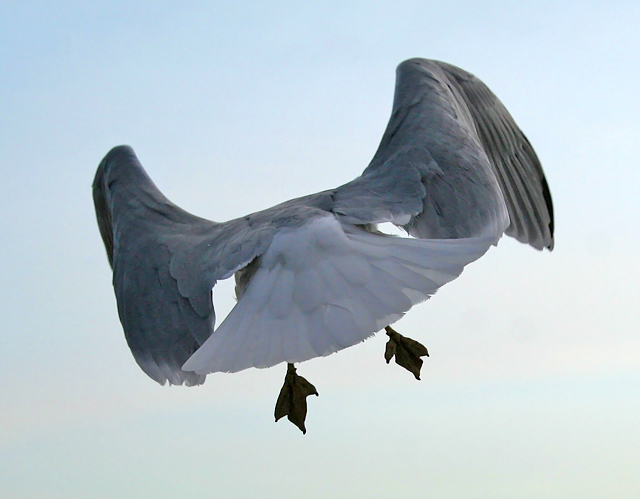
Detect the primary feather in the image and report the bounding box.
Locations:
[93,58,553,385]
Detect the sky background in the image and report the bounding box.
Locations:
[1,1,639,497]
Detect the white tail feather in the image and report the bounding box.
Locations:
[183,216,499,374]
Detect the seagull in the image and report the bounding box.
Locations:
[93,58,553,433]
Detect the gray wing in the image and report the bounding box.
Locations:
[434,60,554,249]
[334,58,553,249]
[93,146,274,385]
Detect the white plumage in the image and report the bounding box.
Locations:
[184,216,504,373]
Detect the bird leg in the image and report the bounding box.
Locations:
[384,325,429,380]
[274,363,318,434]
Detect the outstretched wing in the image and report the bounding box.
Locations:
[334,58,553,249]
[183,216,499,374]
[434,60,554,249]
[93,146,273,385]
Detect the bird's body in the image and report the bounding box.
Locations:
[93,58,553,390]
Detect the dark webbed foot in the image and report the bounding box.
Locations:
[274,363,319,434]
[384,325,429,380]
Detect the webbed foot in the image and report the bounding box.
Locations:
[274,363,318,434]
[384,325,429,380]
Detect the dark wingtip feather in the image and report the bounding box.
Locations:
[92,154,116,268]
[92,146,140,268]
[540,175,555,250]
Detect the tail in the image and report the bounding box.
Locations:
[183,216,499,374]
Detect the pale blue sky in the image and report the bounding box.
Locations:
[1,1,639,498]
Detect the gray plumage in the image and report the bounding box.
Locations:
[93,58,553,386]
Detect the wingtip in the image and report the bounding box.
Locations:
[104,144,136,160]
[93,145,137,190]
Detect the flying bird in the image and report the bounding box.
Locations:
[93,58,554,433]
